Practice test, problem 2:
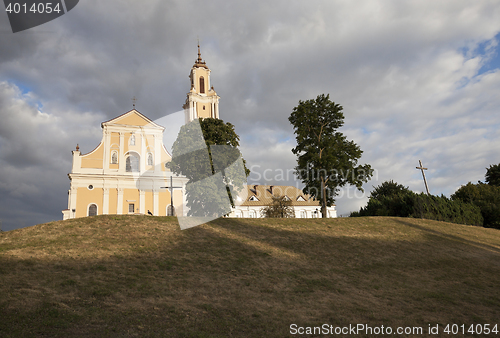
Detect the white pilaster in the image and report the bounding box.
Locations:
[103,188,109,214]
[117,188,124,214]
[139,190,145,214]
[103,130,110,172]
[118,132,124,173]
[153,189,159,216]
[140,133,146,174]
[154,134,160,173]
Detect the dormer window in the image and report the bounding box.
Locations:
[249,195,259,202]
[296,196,306,202]
[199,76,205,93]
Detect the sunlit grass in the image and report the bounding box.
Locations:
[0,215,499,337]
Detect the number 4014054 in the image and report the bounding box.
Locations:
[443,324,498,335]
[5,2,62,14]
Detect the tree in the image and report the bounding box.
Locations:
[352,180,483,226]
[168,118,250,217]
[452,182,500,228]
[368,180,411,200]
[485,163,500,186]
[261,195,295,218]
[288,94,373,218]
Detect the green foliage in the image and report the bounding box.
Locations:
[168,118,249,217]
[485,163,500,187]
[288,94,373,218]
[452,182,500,229]
[353,181,483,226]
[261,195,296,218]
[369,180,411,200]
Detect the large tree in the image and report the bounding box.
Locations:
[168,118,249,217]
[485,163,500,187]
[289,94,373,217]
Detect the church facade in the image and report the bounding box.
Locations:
[61,110,187,220]
[62,46,336,220]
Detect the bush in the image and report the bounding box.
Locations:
[352,181,483,226]
[452,182,500,229]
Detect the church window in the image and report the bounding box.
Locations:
[88,204,97,216]
[126,153,140,172]
[203,105,205,110]
[88,185,94,190]
[111,151,118,164]
[147,153,154,166]
[167,205,175,216]
[129,203,135,214]
[130,134,135,146]
[199,76,205,93]
[300,210,306,218]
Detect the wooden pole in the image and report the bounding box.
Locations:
[416,160,430,195]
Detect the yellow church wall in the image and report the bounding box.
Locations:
[115,114,150,127]
[161,147,171,172]
[108,188,117,214]
[76,187,103,218]
[158,190,171,216]
[197,103,212,119]
[123,188,140,213]
[81,142,104,169]
[145,191,153,214]
[174,189,183,213]
[195,68,209,93]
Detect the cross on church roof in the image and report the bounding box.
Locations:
[132,96,137,109]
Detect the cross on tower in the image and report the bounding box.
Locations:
[416,160,430,195]
[161,176,183,216]
[132,96,137,109]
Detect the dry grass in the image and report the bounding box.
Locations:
[0,215,499,337]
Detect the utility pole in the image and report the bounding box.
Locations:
[416,160,430,195]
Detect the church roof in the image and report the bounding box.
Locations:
[101,109,164,130]
[238,185,329,207]
[193,43,208,69]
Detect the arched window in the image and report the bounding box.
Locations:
[300,210,306,218]
[126,153,140,172]
[88,204,97,216]
[199,76,205,94]
[111,151,118,164]
[130,134,135,146]
[167,205,175,216]
[147,153,154,166]
[249,210,256,218]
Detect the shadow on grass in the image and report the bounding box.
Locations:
[0,216,499,337]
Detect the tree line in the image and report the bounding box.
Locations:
[351,164,500,229]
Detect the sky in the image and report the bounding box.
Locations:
[0,0,499,230]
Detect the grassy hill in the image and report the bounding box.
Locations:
[0,216,499,337]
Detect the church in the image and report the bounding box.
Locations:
[62,46,336,220]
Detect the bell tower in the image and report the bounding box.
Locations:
[183,44,220,123]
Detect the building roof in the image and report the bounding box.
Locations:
[101,109,164,130]
[193,43,208,69]
[238,185,330,207]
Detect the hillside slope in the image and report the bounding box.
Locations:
[1,216,499,337]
